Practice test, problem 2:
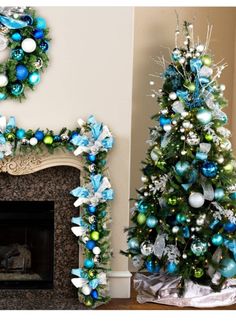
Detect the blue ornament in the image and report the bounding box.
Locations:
[39,40,49,52]
[183,226,190,238]
[176,213,186,223]
[53,135,61,142]
[16,128,26,140]
[145,260,160,273]
[214,188,225,201]
[128,238,140,250]
[16,64,29,81]
[176,89,188,99]
[190,58,202,72]
[34,130,44,141]
[28,72,40,85]
[84,258,95,269]
[212,233,224,246]
[71,131,78,139]
[224,222,236,233]
[11,48,24,61]
[137,202,148,214]
[175,161,190,176]
[209,219,220,230]
[11,83,23,96]
[0,93,7,101]
[35,17,47,30]
[229,192,236,200]
[220,258,236,278]
[159,116,171,127]
[88,205,96,214]
[91,289,99,300]
[166,262,178,274]
[196,109,212,125]
[87,154,96,162]
[11,32,22,42]
[196,151,208,161]
[21,14,33,25]
[86,240,96,250]
[33,29,44,39]
[201,161,218,178]
[146,215,158,228]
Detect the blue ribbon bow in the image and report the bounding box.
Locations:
[0,15,28,29]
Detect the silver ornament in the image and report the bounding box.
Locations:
[150,147,160,161]
[163,124,172,132]
[132,255,143,269]
[172,226,179,234]
[182,120,192,129]
[186,131,200,146]
[88,215,96,224]
[93,255,101,264]
[196,44,204,52]
[188,192,205,208]
[196,214,206,226]
[220,139,232,151]
[141,175,148,183]
[140,241,154,256]
[169,92,177,100]
[182,253,187,259]
[34,58,43,69]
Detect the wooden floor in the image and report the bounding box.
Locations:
[100,275,236,310]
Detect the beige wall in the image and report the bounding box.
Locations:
[130,7,236,270]
[0,7,134,273]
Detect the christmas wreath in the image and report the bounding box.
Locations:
[0,6,50,101]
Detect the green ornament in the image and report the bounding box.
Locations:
[205,133,213,141]
[88,269,96,279]
[184,81,195,92]
[137,213,146,225]
[43,134,54,145]
[5,133,15,142]
[201,55,212,66]
[224,163,234,173]
[194,268,204,278]
[156,161,166,167]
[167,197,177,205]
[90,231,100,241]
[176,213,186,223]
[84,297,94,307]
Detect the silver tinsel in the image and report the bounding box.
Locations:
[217,126,231,138]
[211,202,236,224]
[163,244,180,264]
[203,124,220,145]
[153,234,166,259]
[150,174,169,194]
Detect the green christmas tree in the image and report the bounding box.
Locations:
[122,21,236,292]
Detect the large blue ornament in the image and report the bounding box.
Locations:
[128,238,140,250]
[146,215,158,228]
[137,202,148,214]
[86,240,96,250]
[16,128,26,140]
[28,72,40,85]
[224,222,236,233]
[33,29,44,39]
[190,239,208,256]
[88,205,96,214]
[87,154,96,162]
[11,32,22,42]
[211,233,224,246]
[84,258,95,269]
[229,192,236,200]
[16,65,29,81]
[201,161,218,178]
[196,151,208,161]
[196,109,212,125]
[175,161,190,176]
[166,262,178,274]
[35,17,47,30]
[214,188,225,201]
[190,58,202,72]
[220,258,236,278]
[0,93,7,101]
[39,40,49,52]
[34,130,44,141]
[145,260,160,273]
[11,83,23,96]
[11,48,24,61]
[91,289,99,300]
[159,116,171,127]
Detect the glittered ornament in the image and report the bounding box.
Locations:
[16,64,29,81]
[28,71,40,85]
[194,268,204,278]
[137,213,146,225]
[176,213,186,223]
[140,241,154,256]
[201,161,218,178]
[128,238,140,250]
[34,130,44,141]
[186,131,200,146]
[188,192,204,208]
[196,109,212,125]
[220,258,236,278]
[84,258,95,269]
[190,239,208,256]
[11,48,24,61]
[0,74,8,87]
[90,231,99,241]
[211,233,223,246]
[16,128,25,140]
[43,135,53,145]
[166,262,178,274]
[34,58,43,69]
[86,240,96,250]
[39,40,49,52]
[21,38,36,53]
[146,215,158,228]
[175,161,190,176]
[137,202,148,213]
[11,83,23,96]
[214,188,225,201]
[167,197,177,205]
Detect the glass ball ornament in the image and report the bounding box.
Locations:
[33,29,44,39]
[190,239,208,256]
[21,14,34,26]
[84,258,95,269]
[21,38,36,53]
[141,175,148,183]
[194,268,204,278]
[35,17,47,30]
[28,71,40,85]
[5,133,15,142]
[196,109,212,125]
[137,213,146,225]
[229,192,236,200]
[159,116,171,127]
[29,137,38,146]
[166,262,178,274]
[217,155,224,164]
[87,154,96,162]
[86,240,96,250]
[172,226,179,234]
[146,215,158,228]
[43,135,53,145]
[11,32,22,42]
[211,233,224,246]
[175,161,190,176]
[150,147,160,161]
[201,161,218,178]
[176,213,186,223]
[219,258,236,278]
[224,222,236,233]
[11,48,24,61]
[39,40,49,52]
[16,128,26,140]
[214,188,225,201]
[137,202,148,213]
[163,124,172,132]
[84,297,94,307]
[223,163,234,173]
[188,192,205,208]
[182,120,192,129]
[81,284,92,296]
[88,269,96,279]
[92,246,101,255]
[90,231,99,241]
[87,205,96,214]
[145,260,160,273]
[128,238,140,250]
[0,74,8,87]
[140,241,154,256]
[169,92,177,100]
[16,64,29,81]
[11,82,24,96]
[34,130,44,141]
[91,289,99,300]
[205,133,213,141]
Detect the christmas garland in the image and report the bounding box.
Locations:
[0,115,114,308]
[0,7,50,101]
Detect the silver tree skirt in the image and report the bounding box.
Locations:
[134,273,236,308]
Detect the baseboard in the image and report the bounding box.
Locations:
[108,271,132,298]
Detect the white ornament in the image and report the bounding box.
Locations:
[0,74,8,87]
[163,124,172,132]
[81,284,92,296]
[179,57,185,64]
[182,120,192,129]
[220,84,226,91]
[29,137,38,146]
[196,44,204,52]
[21,38,36,53]
[169,92,177,100]
[188,192,205,208]
[172,226,179,234]
[93,246,101,255]
[141,175,148,183]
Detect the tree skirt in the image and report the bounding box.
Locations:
[134,273,236,308]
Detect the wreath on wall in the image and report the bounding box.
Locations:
[0,6,50,101]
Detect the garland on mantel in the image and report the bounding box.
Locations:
[0,114,114,308]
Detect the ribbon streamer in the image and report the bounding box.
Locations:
[153,234,166,259]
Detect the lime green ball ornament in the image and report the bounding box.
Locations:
[90,231,100,241]
[5,133,15,142]
[205,133,213,141]
[43,135,54,145]
[84,297,94,307]
[224,163,234,173]
[167,197,177,205]
[137,213,146,225]
[201,55,212,66]
[194,268,204,278]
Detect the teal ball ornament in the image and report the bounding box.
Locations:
[224,222,236,233]
[138,202,148,213]
[196,152,208,161]
[229,192,236,200]
[16,128,26,140]
[159,116,171,127]
[11,32,22,42]
[84,258,95,269]
[28,72,40,85]
[220,258,236,278]
[11,82,24,96]
[175,161,190,176]
[211,233,223,246]
[201,161,218,178]
[35,17,47,30]
[214,188,225,201]
[166,262,178,274]
[11,48,24,61]
[128,238,140,250]
[176,213,186,223]
[196,109,212,125]
[0,93,7,101]
[146,215,158,228]
[190,239,208,256]
[16,65,29,81]
[88,205,96,214]
[87,154,96,162]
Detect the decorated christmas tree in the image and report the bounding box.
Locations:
[122,21,236,302]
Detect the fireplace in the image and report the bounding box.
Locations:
[0,201,54,289]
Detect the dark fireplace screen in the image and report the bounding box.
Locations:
[0,201,54,289]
